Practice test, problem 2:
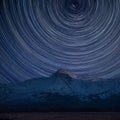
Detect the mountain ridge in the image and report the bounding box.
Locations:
[0,70,120,111]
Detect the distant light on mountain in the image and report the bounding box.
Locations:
[56,69,79,79]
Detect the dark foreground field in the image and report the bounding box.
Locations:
[0,112,120,120]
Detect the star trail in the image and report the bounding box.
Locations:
[0,0,120,82]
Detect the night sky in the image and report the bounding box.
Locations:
[0,0,120,83]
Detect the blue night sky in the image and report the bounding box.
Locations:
[0,0,120,82]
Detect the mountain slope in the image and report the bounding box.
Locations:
[0,71,120,111]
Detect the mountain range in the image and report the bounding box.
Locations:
[0,69,120,112]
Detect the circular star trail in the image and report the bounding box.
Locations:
[0,0,120,82]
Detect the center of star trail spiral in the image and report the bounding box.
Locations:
[0,0,120,82]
